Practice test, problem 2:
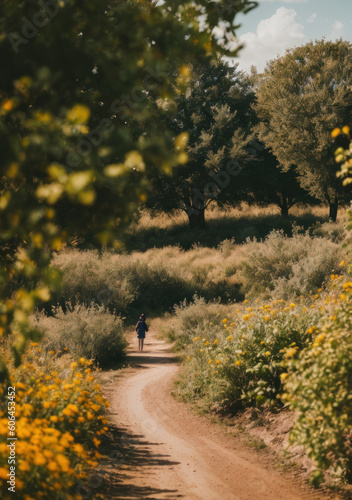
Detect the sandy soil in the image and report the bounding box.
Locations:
[100,332,330,500]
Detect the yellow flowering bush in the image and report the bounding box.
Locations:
[282,283,352,483]
[0,345,109,499]
[176,300,321,412]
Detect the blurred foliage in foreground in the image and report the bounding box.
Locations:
[334,125,352,229]
[0,0,257,372]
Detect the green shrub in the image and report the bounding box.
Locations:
[239,229,343,300]
[51,248,242,318]
[50,229,344,321]
[283,282,352,482]
[32,303,127,367]
[173,299,321,412]
[51,250,135,315]
[309,219,348,243]
[161,296,230,349]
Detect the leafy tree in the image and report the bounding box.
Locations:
[255,39,352,222]
[0,0,258,373]
[242,145,318,216]
[147,60,255,228]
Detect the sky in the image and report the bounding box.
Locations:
[233,0,352,72]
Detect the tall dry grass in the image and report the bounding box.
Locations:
[49,218,347,319]
[32,303,127,367]
[123,204,346,251]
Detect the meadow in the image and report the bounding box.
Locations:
[48,205,347,320]
[1,203,351,496]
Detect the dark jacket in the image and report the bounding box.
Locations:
[136,319,148,338]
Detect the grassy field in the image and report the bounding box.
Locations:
[122,204,346,251]
[8,203,352,492]
[46,205,347,324]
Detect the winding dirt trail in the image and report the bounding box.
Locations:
[104,332,325,500]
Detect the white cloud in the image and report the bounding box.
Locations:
[329,21,344,39]
[307,13,317,23]
[236,7,306,72]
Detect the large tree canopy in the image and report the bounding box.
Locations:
[146,60,255,227]
[0,0,258,370]
[254,39,352,221]
[241,145,317,217]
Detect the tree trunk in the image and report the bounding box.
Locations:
[188,208,206,228]
[280,197,289,218]
[329,198,338,222]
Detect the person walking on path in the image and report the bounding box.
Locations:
[136,313,148,352]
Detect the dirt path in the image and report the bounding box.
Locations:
[102,331,326,500]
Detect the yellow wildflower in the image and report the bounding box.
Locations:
[33,454,46,466]
[284,347,298,358]
[57,454,70,472]
[313,333,326,347]
[331,128,341,138]
[0,467,9,479]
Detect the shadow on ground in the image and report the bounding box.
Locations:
[127,353,175,367]
[122,211,330,252]
[90,425,183,500]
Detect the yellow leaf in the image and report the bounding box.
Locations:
[335,154,345,163]
[178,152,188,165]
[51,237,62,251]
[35,287,51,302]
[179,64,191,79]
[104,164,126,177]
[78,190,96,205]
[138,193,148,202]
[36,183,64,204]
[2,99,14,112]
[36,111,52,123]
[174,132,189,150]
[0,192,11,210]
[47,164,68,182]
[67,104,91,124]
[31,233,43,248]
[6,162,19,178]
[66,171,94,194]
[124,151,145,171]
